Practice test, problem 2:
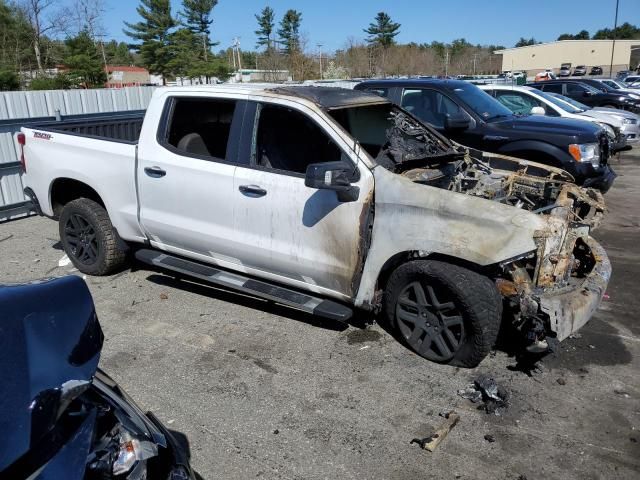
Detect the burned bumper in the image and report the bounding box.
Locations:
[537,236,611,341]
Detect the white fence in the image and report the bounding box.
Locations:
[0,86,157,222]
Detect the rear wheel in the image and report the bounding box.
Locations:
[59,198,128,276]
[383,260,502,367]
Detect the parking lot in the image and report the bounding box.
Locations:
[1,152,638,479]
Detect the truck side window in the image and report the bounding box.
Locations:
[165,97,236,161]
[401,88,461,128]
[253,104,342,175]
[566,83,586,94]
[541,84,563,94]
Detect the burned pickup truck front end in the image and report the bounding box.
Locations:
[358,107,612,352]
[491,178,611,350]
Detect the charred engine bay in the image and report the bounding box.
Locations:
[378,111,605,225]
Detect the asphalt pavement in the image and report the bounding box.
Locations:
[1,151,639,479]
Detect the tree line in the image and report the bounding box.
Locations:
[0,0,136,90]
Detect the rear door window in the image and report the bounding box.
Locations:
[163,97,238,162]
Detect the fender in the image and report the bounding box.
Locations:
[354,167,548,308]
[496,140,572,170]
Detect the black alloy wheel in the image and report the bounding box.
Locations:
[64,213,99,266]
[395,280,464,362]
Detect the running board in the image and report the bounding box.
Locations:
[135,249,353,322]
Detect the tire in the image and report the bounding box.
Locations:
[383,260,502,368]
[59,198,128,276]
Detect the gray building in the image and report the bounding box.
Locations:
[495,40,640,76]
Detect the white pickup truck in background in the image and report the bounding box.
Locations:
[18,85,611,366]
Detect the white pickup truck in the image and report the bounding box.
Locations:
[19,85,611,366]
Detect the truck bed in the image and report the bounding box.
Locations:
[31,111,145,144]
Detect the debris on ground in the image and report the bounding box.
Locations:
[458,376,510,415]
[484,434,496,443]
[556,378,567,386]
[160,292,169,300]
[410,411,460,452]
[58,254,71,267]
[568,333,582,339]
[506,353,545,377]
[614,389,630,398]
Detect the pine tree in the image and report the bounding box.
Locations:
[167,27,200,80]
[364,12,400,48]
[277,9,302,55]
[181,0,218,60]
[254,6,275,51]
[64,29,106,88]
[124,0,176,84]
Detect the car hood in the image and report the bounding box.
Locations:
[491,114,602,136]
[576,110,625,128]
[0,276,102,471]
[593,106,640,121]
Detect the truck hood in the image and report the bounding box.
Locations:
[490,114,602,138]
[0,276,102,471]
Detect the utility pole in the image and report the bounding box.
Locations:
[472,53,478,76]
[317,43,323,79]
[444,49,449,77]
[232,37,242,73]
[609,0,619,77]
[95,34,109,86]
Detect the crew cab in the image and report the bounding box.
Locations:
[355,79,616,191]
[19,86,611,366]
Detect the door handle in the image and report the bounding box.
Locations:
[239,184,267,197]
[144,166,166,178]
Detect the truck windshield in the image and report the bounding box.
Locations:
[603,80,624,90]
[329,103,450,160]
[448,84,513,121]
[546,92,590,112]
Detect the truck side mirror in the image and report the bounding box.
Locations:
[530,106,546,115]
[444,113,471,131]
[305,161,359,202]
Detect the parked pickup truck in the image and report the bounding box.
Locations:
[19,86,611,366]
[355,79,617,192]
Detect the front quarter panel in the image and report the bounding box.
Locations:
[354,167,546,307]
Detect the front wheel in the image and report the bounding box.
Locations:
[383,260,502,367]
[59,198,128,276]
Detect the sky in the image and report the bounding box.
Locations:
[85,0,640,53]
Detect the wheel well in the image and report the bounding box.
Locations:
[506,150,560,168]
[376,251,488,292]
[50,178,105,217]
